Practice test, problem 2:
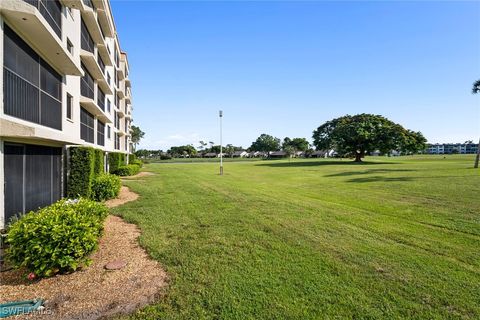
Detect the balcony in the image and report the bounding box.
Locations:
[117,61,125,80]
[0,0,82,76]
[80,49,112,95]
[125,77,131,88]
[125,88,132,103]
[80,95,111,124]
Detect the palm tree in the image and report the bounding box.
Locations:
[472,80,480,168]
[472,79,480,94]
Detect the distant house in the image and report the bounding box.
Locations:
[269,151,288,158]
[310,150,327,158]
[203,152,217,158]
[247,151,266,158]
[295,151,305,158]
[232,150,248,158]
[310,150,337,158]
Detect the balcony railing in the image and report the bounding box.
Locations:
[81,19,95,53]
[83,0,94,9]
[23,0,62,38]
[4,67,62,130]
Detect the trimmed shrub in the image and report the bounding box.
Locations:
[6,199,108,277]
[108,152,126,173]
[128,153,137,163]
[112,164,140,176]
[68,147,95,198]
[91,174,121,201]
[130,159,143,168]
[93,149,104,176]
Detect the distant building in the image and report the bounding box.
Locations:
[232,151,248,158]
[427,143,478,154]
[203,152,217,158]
[269,151,288,158]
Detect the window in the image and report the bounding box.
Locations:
[114,111,119,129]
[114,132,120,150]
[97,121,105,146]
[80,107,94,143]
[80,18,94,53]
[98,53,105,75]
[80,63,94,99]
[97,88,105,111]
[107,125,111,139]
[107,72,111,85]
[124,136,128,151]
[24,0,62,38]
[114,89,118,107]
[107,99,111,113]
[67,38,73,55]
[3,24,62,130]
[66,94,73,120]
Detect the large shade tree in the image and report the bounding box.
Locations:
[472,79,480,168]
[250,134,281,152]
[312,114,426,162]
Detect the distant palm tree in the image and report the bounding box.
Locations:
[472,80,480,168]
[472,79,480,94]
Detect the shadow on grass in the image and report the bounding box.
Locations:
[325,168,415,177]
[346,176,414,183]
[255,160,399,168]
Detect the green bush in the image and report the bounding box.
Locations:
[128,153,137,163]
[93,149,104,176]
[130,159,143,168]
[92,174,121,201]
[112,164,140,176]
[6,199,108,277]
[108,152,126,173]
[67,147,95,198]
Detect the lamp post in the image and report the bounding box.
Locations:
[219,110,223,175]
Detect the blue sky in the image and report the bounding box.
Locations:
[111,0,480,150]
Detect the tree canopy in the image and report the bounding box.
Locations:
[131,125,145,151]
[282,137,309,152]
[250,134,281,152]
[472,79,480,94]
[168,145,197,157]
[312,114,426,162]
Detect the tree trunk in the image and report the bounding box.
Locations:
[474,137,480,168]
[354,151,363,162]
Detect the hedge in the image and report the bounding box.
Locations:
[93,149,104,176]
[91,174,121,201]
[112,164,140,176]
[6,198,108,277]
[67,147,95,198]
[108,152,126,173]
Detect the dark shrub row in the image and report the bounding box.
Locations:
[67,147,122,201]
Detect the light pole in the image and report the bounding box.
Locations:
[219,110,223,175]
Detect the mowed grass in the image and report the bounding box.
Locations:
[113,155,480,319]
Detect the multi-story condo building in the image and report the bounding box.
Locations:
[427,143,478,154]
[0,0,134,229]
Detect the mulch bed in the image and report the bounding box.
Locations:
[0,187,168,319]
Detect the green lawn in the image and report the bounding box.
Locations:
[114,155,480,319]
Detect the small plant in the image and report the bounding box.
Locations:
[112,164,140,176]
[6,198,108,278]
[92,173,121,201]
